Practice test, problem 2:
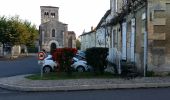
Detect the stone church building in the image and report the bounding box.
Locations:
[39,6,76,53]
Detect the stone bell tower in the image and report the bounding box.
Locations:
[40,6,59,24]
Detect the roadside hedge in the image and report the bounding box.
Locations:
[86,47,108,74]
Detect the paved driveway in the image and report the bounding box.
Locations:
[0,55,39,77]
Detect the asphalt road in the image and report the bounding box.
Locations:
[0,55,40,92]
[0,55,170,100]
[0,88,170,100]
[0,55,40,77]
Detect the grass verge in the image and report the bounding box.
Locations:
[25,72,117,80]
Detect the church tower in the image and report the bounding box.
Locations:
[39,6,68,52]
[40,6,59,24]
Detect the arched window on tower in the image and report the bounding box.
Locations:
[52,29,55,37]
[44,12,49,17]
[51,13,55,18]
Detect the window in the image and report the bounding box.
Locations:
[44,12,49,16]
[42,31,45,43]
[113,30,118,47]
[51,13,55,18]
[52,29,55,37]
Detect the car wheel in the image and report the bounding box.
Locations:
[76,66,85,72]
[43,66,52,73]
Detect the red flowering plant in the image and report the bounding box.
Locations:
[52,48,77,75]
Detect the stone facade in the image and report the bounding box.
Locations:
[39,6,68,52]
[147,0,170,73]
[80,0,170,75]
[79,10,111,51]
[107,0,170,75]
[64,31,76,48]
[80,30,96,51]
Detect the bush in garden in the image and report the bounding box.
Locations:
[52,48,77,75]
[86,47,108,75]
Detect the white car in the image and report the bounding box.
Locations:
[38,55,57,73]
[38,55,90,73]
[71,56,92,72]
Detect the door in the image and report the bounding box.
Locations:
[50,43,57,54]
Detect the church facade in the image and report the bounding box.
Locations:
[39,6,76,53]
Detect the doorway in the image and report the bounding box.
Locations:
[50,43,57,54]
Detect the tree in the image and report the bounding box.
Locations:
[0,16,9,45]
[76,39,81,50]
[0,15,38,46]
[0,15,38,54]
[23,20,38,47]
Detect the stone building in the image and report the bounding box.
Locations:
[64,31,76,48]
[79,10,111,51]
[147,0,170,74]
[80,29,96,51]
[107,0,170,75]
[39,6,76,53]
[80,0,170,75]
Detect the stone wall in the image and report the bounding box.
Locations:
[64,31,76,48]
[11,45,21,57]
[147,0,170,73]
[40,6,59,24]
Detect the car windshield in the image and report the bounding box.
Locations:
[46,57,53,60]
[77,50,86,58]
[45,55,53,60]
[74,55,85,60]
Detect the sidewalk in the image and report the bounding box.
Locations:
[0,75,170,92]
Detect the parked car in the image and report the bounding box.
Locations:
[76,50,86,58]
[39,54,90,73]
[73,54,86,61]
[71,60,91,72]
[38,55,57,73]
[71,55,92,72]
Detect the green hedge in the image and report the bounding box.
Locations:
[86,47,108,74]
[27,46,38,53]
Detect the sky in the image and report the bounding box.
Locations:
[0,0,110,37]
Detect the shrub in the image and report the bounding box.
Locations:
[146,71,155,77]
[27,45,38,53]
[52,48,77,75]
[86,47,108,75]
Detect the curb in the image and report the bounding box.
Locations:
[1,74,170,92]
[0,82,170,92]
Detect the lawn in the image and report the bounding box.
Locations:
[25,72,117,80]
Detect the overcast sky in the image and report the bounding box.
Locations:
[0,0,110,37]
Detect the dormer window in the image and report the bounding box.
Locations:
[51,13,55,18]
